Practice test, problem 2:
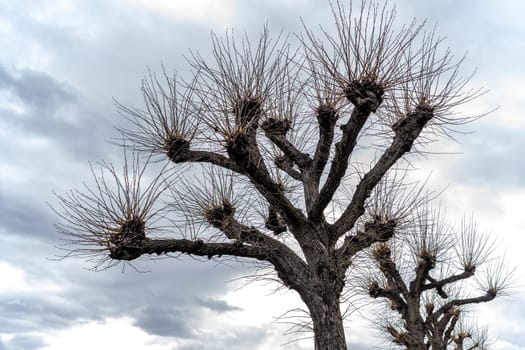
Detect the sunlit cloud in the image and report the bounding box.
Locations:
[41,318,175,350]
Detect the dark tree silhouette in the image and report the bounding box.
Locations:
[53,1,502,349]
[362,209,511,349]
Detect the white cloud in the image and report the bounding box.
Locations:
[41,318,176,350]
[493,340,525,350]
[0,262,28,292]
[0,260,63,296]
[216,282,313,349]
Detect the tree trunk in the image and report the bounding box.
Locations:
[404,297,427,350]
[407,345,423,350]
[405,324,427,350]
[308,294,347,350]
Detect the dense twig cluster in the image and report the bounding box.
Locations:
[53,153,171,266]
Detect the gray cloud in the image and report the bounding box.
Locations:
[3,335,46,350]
[132,305,194,338]
[197,298,242,313]
[0,233,252,342]
[0,192,56,240]
[0,65,75,110]
[0,0,524,349]
[445,123,525,189]
[0,76,114,183]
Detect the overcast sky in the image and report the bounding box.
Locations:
[1,1,525,349]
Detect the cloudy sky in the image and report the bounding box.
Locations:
[1,0,525,349]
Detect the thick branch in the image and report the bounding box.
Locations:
[310,104,338,185]
[111,231,310,291]
[169,149,243,173]
[219,215,294,257]
[337,219,396,268]
[334,107,433,236]
[308,106,371,220]
[434,292,497,320]
[264,131,312,169]
[219,218,311,289]
[426,305,460,350]
[369,281,408,314]
[409,251,436,295]
[368,243,409,297]
[110,237,270,261]
[448,292,497,307]
[275,155,302,181]
[301,105,338,214]
[423,270,475,294]
[443,312,460,348]
[244,157,307,229]
[308,80,385,221]
[467,342,480,350]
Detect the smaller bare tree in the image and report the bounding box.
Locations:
[363,208,512,350]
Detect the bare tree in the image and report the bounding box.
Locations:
[364,210,511,350]
[54,1,490,349]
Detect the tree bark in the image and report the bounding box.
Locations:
[309,295,347,350]
[405,325,427,350]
